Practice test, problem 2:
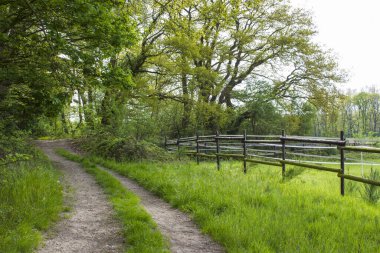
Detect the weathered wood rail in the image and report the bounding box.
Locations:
[165,131,380,196]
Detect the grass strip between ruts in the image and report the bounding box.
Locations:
[56,149,169,253]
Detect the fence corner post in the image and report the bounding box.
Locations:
[281,129,286,179]
[340,130,345,196]
[243,129,247,174]
[216,131,220,170]
[196,132,200,165]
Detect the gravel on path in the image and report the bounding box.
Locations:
[98,165,224,253]
[36,140,124,253]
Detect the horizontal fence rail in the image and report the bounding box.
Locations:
[164,131,380,196]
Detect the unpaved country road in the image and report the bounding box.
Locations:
[37,139,224,253]
[98,167,224,253]
[35,140,124,253]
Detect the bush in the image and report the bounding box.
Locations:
[0,130,33,159]
[361,168,380,204]
[79,132,173,161]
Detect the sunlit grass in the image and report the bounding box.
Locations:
[0,156,63,253]
[90,156,380,253]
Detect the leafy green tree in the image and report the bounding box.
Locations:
[0,0,135,133]
[122,0,345,134]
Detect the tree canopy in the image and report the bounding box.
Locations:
[1,0,353,139]
[0,0,134,130]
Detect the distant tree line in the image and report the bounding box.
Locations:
[314,87,380,138]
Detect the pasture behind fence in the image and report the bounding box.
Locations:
[164,131,380,196]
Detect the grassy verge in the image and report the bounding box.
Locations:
[56,149,169,253]
[90,156,380,253]
[0,153,63,253]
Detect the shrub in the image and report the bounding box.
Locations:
[0,130,32,159]
[78,132,173,161]
[361,168,380,204]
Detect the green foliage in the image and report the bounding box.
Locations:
[361,168,380,204]
[37,0,345,138]
[0,129,33,159]
[0,0,135,132]
[79,133,173,162]
[315,87,380,138]
[1,0,350,138]
[0,154,63,253]
[56,149,169,253]
[91,158,380,252]
[0,153,33,165]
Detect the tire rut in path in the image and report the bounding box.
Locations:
[98,166,224,253]
[36,140,124,253]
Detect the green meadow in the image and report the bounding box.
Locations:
[90,156,380,253]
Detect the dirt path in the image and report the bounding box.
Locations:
[35,140,124,253]
[98,166,224,253]
[37,140,223,253]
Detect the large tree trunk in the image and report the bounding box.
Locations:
[218,83,234,107]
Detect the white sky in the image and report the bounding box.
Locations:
[291,0,380,92]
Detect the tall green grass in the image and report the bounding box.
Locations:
[56,149,169,253]
[91,157,380,253]
[0,155,63,253]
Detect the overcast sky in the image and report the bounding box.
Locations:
[291,0,380,92]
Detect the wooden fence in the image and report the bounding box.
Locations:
[164,130,380,196]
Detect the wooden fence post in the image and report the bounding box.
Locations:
[340,130,345,196]
[216,131,220,170]
[164,136,167,151]
[281,129,286,178]
[243,129,247,173]
[196,132,200,165]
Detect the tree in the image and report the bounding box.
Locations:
[0,0,135,132]
[1,0,348,139]
[122,0,345,133]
